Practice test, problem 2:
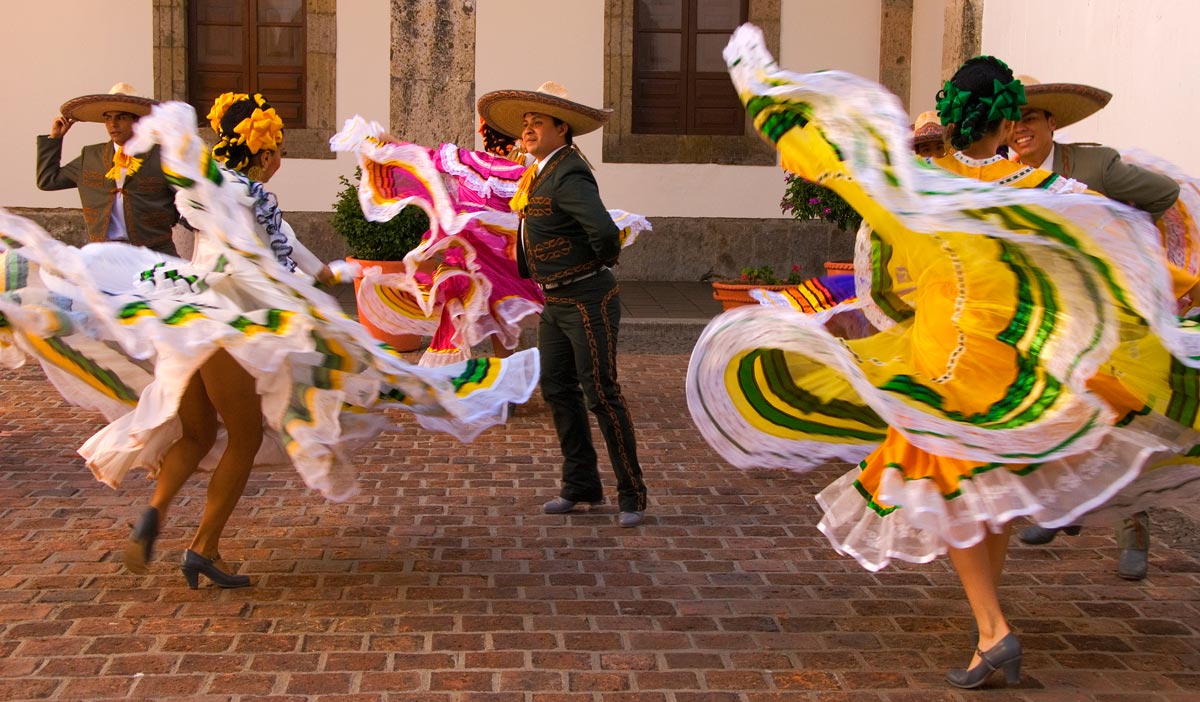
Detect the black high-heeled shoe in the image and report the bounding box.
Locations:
[180,549,251,589]
[123,507,160,574]
[946,632,1022,689]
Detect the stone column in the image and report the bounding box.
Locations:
[390,0,478,147]
[152,0,187,101]
[305,0,337,134]
[941,0,984,79]
[878,0,914,112]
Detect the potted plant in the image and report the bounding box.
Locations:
[711,265,806,311]
[332,168,430,351]
[781,173,861,275]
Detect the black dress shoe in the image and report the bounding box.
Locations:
[946,632,1022,689]
[1017,524,1081,545]
[543,497,603,514]
[618,511,645,527]
[1117,548,1148,580]
[123,507,160,574]
[180,549,251,589]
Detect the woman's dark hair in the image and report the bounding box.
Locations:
[938,56,1019,151]
[480,120,517,157]
[211,94,279,173]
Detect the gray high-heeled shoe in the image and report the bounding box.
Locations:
[123,507,160,575]
[180,550,250,589]
[946,632,1021,689]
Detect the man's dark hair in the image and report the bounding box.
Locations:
[550,116,574,146]
[1024,107,1054,126]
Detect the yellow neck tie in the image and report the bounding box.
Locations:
[509,163,536,213]
[106,146,143,181]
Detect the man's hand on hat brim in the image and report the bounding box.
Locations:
[50,115,76,139]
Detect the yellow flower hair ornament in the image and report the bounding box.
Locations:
[234,106,284,154]
[207,91,248,133]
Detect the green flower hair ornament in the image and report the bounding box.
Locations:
[936,82,972,126]
[979,78,1027,122]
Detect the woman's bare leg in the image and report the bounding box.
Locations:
[188,349,263,559]
[149,372,219,520]
[948,531,1012,668]
[125,369,218,573]
[987,523,1012,584]
[490,335,514,359]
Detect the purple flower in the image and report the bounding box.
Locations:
[823,207,832,215]
[808,198,821,205]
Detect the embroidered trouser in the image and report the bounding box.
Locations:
[539,272,647,512]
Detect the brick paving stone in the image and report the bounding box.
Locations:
[1,359,1199,701]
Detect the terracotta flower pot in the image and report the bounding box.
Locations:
[346,257,422,353]
[711,281,794,311]
[823,260,855,276]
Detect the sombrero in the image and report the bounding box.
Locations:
[60,83,157,123]
[1017,75,1112,129]
[912,110,944,145]
[477,81,611,139]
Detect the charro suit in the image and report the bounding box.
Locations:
[518,146,647,513]
[1045,141,1176,566]
[36,136,179,254]
[1052,142,1179,220]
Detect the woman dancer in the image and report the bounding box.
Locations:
[0,95,538,588]
[331,116,650,367]
[689,26,1200,689]
[120,92,324,587]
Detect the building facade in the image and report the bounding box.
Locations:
[12,1,1180,281]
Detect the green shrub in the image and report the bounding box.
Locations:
[332,168,430,261]
[780,173,862,232]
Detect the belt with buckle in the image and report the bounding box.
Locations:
[539,268,603,291]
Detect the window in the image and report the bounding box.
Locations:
[604,0,776,165]
[187,0,307,128]
[155,0,334,160]
[632,0,747,135]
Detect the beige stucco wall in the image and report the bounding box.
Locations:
[2,2,155,209]
[910,0,945,116]
[983,0,1199,172]
[0,0,385,214]
[781,0,881,78]
[6,0,890,219]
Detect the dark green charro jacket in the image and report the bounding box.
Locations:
[1051,141,1179,220]
[517,147,620,286]
[36,136,179,250]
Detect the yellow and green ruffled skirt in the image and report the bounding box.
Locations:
[687,25,1200,570]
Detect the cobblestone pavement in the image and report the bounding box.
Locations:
[2,358,1198,702]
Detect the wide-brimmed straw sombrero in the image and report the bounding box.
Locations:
[477,81,612,139]
[1017,75,1112,129]
[912,110,944,145]
[60,83,157,123]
